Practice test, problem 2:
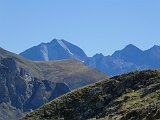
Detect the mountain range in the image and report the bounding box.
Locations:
[0,47,107,120]
[20,39,160,76]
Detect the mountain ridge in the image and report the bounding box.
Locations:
[19,39,160,76]
[87,43,160,76]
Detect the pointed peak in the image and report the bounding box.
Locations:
[50,38,59,43]
[123,44,142,51]
[147,45,160,52]
[151,45,160,49]
[125,44,138,48]
[112,44,142,57]
[36,39,67,48]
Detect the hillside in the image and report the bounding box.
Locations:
[0,47,107,120]
[21,70,160,120]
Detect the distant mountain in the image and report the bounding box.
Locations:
[112,44,144,65]
[144,45,160,68]
[86,44,160,76]
[86,55,138,76]
[21,70,160,120]
[20,39,160,76]
[112,44,160,67]
[0,47,107,120]
[20,39,87,61]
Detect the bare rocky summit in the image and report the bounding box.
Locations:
[20,39,87,61]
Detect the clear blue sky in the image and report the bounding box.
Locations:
[0,0,160,56]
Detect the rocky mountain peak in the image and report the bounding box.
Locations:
[125,44,139,49]
[20,39,87,61]
[147,45,160,52]
[112,44,142,57]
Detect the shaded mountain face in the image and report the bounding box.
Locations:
[144,45,160,68]
[112,44,160,67]
[20,39,87,61]
[21,70,160,120]
[112,44,144,65]
[0,48,107,120]
[85,55,140,76]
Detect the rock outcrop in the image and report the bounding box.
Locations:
[0,57,70,120]
[21,70,160,120]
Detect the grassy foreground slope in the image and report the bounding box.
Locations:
[21,70,160,120]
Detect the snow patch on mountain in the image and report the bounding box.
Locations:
[57,40,73,55]
[40,44,49,61]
